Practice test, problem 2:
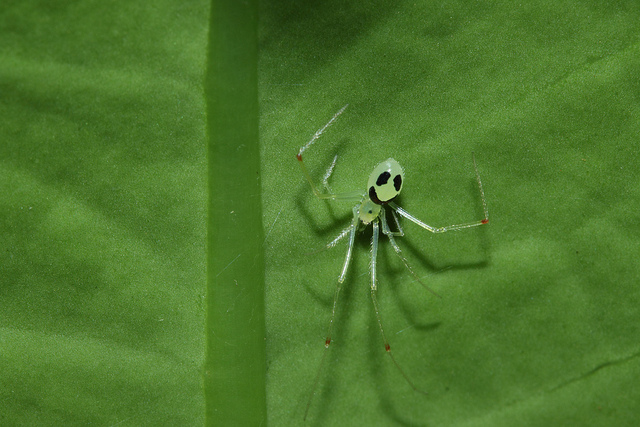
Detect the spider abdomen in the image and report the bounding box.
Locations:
[367,158,404,205]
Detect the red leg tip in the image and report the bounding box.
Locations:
[385,344,391,352]
[481,219,489,224]
[296,153,303,161]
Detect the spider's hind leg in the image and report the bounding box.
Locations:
[304,205,359,420]
[369,219,428,395]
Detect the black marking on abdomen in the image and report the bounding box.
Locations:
[376,171,391,186]
[369,186,382,205]
[393,174,402,191]
[369,186,397,205]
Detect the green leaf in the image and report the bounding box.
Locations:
[3,1,640,426]
[261,1,640,426]
[1,1,208,425]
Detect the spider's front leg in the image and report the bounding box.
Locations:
[387,154,489,233]
[297,153,363,201]
[296,104,362,201]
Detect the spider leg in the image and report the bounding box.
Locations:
[380,209,441,298]
[388,202,487,232]
[322,155,338,193]
[298,105,348,158]
[370,220,428,396]
[388,153,489,232]
[472,152,489,222]
[380,205,403,236]
[304,205,359,420]
[325,225,351,248]
[298,152,363,201]
[297,105,363,202]
[305,208,362,257]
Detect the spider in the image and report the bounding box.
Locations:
[296,105,489,420]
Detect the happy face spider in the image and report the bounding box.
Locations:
[296,105,489,420]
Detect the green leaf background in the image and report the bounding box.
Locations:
[2,0,640,426]
[1,1,208,425]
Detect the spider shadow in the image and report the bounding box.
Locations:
[361,227,485,426]
[300,234,369,424]
[376,230,442,329]
[365,307,433,427]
